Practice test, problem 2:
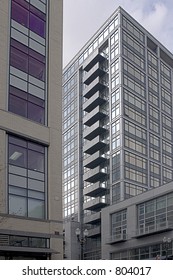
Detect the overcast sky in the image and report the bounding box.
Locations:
[63,0,173,67]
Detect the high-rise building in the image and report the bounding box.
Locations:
[63,6,173,259]
[0,0,63,259]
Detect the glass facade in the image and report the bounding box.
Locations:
[111,242,173,259]
[137,193,173,234]
[63,7,173,259]
[9,0,47,124]
[8,135,46,219]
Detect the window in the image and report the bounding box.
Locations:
[122,31,144,56]
[137,193,173,237]
[112,136,120,150]
[10,39,46,81]
[8,135,46,219]
[122,17,145,42]
[124,182,146,199]
[9,1,47,123]
[11,0,29,28]
[124,105,146,126]
[112,119,120,135]
[111,74,119,90]
[112,151,120,182]
[9,86,45,124]
[125,135,146,155]
[11,0,46,38]
[112,103,120,119]
[148,51,158,67]
[111,89,119,105]
[112,183,120,203]
[124,74,145,98]
[111,209,127,240]
[124,60,145,83]
[123,45,145,69]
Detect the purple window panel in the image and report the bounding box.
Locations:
[30,12,46,38]
[9,94,27,118]
[11,46,28,73]
[28,102,45,124]
[13,0,29,10]
[30,4,46,21]
[10,86,27,100]
[28,94,45,107]
[11,1,29,28]
[29,49,45,63]
[29,57,45,81]
[11,39,28,55]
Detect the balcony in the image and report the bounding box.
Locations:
[83,106,107,127]
[83,181,107,197]
[84,121,108,141]
[83,166,107,183]
[84,136,107,155]
[83,77,107,99]
[83,197,107,211]
[84,63,106,85]
[84,151,107,169]
[87,226,101,237]
[135,221,173,238]
[106,232,127,244]
[83,91,107,113]
[84,212,101,224]
[83,50,105,72]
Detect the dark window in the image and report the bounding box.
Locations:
[10,46,28,73]
[8,136,46,219]
[11,0,46,38]
[28,150,44,172]
[11,1,29,28]
[10,39,45,81]
[9,86,45,125]
[30,12,46,38]
[29,57,45,81]
[9,94,27,118]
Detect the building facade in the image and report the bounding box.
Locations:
[102,181,173,260]
[0,0,63,259]
[63,6,173,259]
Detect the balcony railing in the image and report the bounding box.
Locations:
[83,181,107,197]
[83,77,108,99]
[106,232,127,244]
[83,197,107,211]
[84,212,101,224]
[83,121,108,140]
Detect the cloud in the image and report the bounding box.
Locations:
[63,0,173,66]
[133,2,168,36]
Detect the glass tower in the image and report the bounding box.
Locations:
[63,6,173,259]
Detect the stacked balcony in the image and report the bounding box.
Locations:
[83,77,107,99]
[84,212,101,224]
[83,181,107,197]
[82,49,109,236]
[84,151,107,169]
[84,135,107,155]
[83,166,107,183]
[87,225,101,237]
[83,91,107,113]
[83,197,107,211]
[83,50,105,72]
[84,121,108,140]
